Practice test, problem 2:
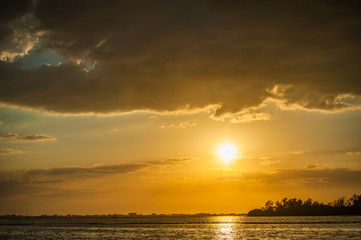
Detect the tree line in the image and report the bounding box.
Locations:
[247,194,361,216]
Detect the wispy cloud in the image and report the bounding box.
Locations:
[160,120,196,129]
[23,163,151,178]
[0,159,194,198]
[288,151,306,155]
[212,110,271,124]
[0,156,198,185]
[160,157,197,163]
[259,159,280,166]
[1,133,55,142]
[224,167,361,186]
[0,132,18,139]
[347,151,361,157]
[0,148,22,155]
[230,112,271,124]
[17,134,55,142]
[0,163,152,197]
[1,157,195,182]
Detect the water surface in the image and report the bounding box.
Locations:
[1,215,360,239]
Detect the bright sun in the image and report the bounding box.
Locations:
[216,142,238,163]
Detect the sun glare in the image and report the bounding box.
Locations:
[216,142,237,163]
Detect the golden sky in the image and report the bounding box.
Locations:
[0,0,361,215]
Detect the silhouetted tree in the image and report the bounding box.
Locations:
[247,194,361,216]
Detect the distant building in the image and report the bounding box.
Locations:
[128,212,137,217]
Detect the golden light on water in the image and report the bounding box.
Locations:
[216,216,238,239]
[216,142,238,164]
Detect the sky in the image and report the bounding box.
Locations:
[0,0,361,215]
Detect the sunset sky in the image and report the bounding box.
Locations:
[1,0,361,215]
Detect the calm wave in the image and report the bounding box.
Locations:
[1,215,360,239]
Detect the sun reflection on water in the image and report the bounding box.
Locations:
[215,216,239,239]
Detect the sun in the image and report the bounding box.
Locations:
[216,142,238,163]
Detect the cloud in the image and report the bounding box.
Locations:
[0,148,22,155]
[0,158,196,198]
[23,163,150,178]
[0,132,56,142]
[212,110,271,123]
[160,157,197,163]
[0,1,360,117]
[259,159,280,166]
[1,158,193,183]
[226,167,361,186]
[305,164,318,169]
[17,134,55,141]
[0,163,152,198]
[0,132,18,139]
[160,120,197,129]
[288,151,306,155]
[0,0,38,61]
[347,151,361,157]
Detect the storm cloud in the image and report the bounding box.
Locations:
[1,0,361,117]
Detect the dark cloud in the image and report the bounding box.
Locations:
[0,0,33,24]
[18,134,55,141]
[0,0,34,43]
[0,132,18,139]
[23,163,150,177]
[0,0,360,117]
[0,180,40,197]
[0,159,191,184]
[0,132,55,141]
[227,167,361,186]
[0,163,150,198]
[0,0,37,61]
[0,159,195,198]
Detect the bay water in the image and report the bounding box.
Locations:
[1,215,360,239]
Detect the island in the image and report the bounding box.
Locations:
[247,194,361,216]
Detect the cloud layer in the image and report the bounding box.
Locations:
[226,167,361,186]
[0,158,193,185]
[2,164,360,200]
[0,159,196,198]
[1,132,55,141]
[0,0,360,117]
[0,163,151,196]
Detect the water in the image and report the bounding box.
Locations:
[0,215,360,239]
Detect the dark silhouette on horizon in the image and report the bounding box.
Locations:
[248,194,361,216]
